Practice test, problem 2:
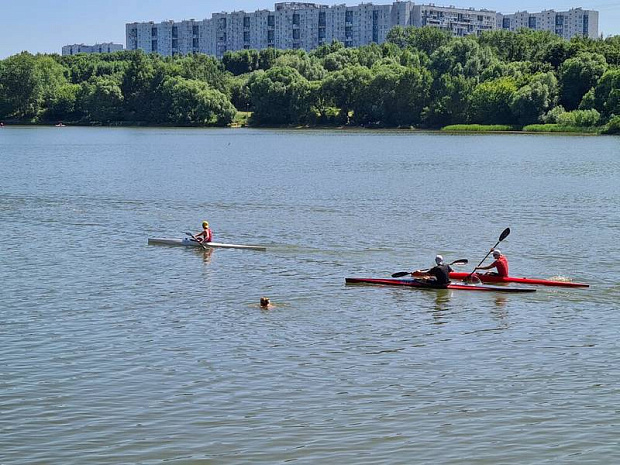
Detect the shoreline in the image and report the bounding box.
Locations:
[1,121,612,136]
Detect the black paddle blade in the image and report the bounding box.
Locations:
[499,227,511,242]
[451,259,468,265]
[391,272,410,278]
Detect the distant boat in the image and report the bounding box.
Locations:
[55,122,66,127]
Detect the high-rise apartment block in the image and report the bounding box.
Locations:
[62,43,124,56]
[126,2,497,58]
[125,2,599,59]
[497,8,599,40]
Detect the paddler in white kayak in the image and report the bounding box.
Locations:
[412,255,453,288]
[194,220,213,243]
[474,249,509,277]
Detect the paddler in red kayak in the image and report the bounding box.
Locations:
[475,249,509,277]
[412,255,453,288]
[194,220,213,243]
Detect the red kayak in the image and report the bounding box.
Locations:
[435,272,589,288]
[345,277,536,293]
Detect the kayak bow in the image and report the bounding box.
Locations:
[345,277,536,293]
[148,237,266,251]
[413,272,589,288]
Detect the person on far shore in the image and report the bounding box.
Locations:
[475,249,509,277]
[194,221,213,243]
[412,255,453,288]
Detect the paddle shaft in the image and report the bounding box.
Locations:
[392,259,468,278]
[186,231,208,251]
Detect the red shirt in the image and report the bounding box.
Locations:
[491,256,509,277]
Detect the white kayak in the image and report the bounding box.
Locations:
[148,237,266,251]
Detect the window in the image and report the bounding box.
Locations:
[151,28,158,37]
[193,25,199,35]
[293,29,300,39]
[293,14,300,25]
[244,16,251,28]
[151,40,158,51]
[172,26,178,38]
[268,15,275,27]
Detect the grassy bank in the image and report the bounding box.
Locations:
[441,124,518,132]
[522,124,601,133]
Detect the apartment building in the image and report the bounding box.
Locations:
[126,3,600,58]
[62,43,124,56]
[125,19,201,56]
[412,4,496,37]
[497,8,599,40]
[126,1,498,58]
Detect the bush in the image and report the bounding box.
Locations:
[556,109,601,127]
[602,115,620,134]
[541,105,566,123]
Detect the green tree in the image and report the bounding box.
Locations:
[80,77,124,123]
[321,65,373,123]
[588,68,620,120]
[223,49,260,75]
[161,76,235,126]
[355,64,432,126]
[470,77,517,124]
[430,38,496,79]
[274,52,326,81]
[422,74,476,127]
[387,26,451,55]
[45,83,81,121]
[121,51,156,121]
[510,72,558,125]
[559,52,608,110]
[0,52,66,119]
[246,66,313,124]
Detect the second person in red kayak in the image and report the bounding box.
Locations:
[475,249,509,277]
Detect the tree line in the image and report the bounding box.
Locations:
[1,27,619,132]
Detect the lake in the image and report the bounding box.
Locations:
[1,126,619,464]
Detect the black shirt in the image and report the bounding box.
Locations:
[428,264,453,287]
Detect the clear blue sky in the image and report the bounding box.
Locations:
[1,0,618,58]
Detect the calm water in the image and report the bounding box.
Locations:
[1,127,619,464]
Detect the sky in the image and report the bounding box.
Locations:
[1,0,619,58]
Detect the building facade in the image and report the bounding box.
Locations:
[125,2,600,59]
[411,4,496,37]
[497,8,599,40]
[62,43,124,56]
[126,1,498,58]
